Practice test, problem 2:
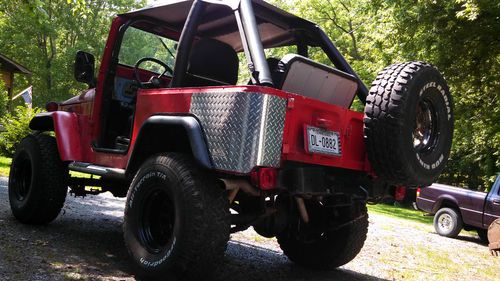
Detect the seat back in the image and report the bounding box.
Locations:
[278,54,358,108]
[186,38,239,86]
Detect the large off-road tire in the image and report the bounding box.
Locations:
[123,153,230,281]
[8,134,68,224]
[434,207,463,238]
[364,61,453,186]
[277,201,368,269]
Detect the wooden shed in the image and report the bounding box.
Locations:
[0,53,31,102]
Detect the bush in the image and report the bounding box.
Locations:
[0,106,41,157]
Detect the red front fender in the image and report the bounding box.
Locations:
[29,111,82,161]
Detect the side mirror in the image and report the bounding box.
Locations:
[74,51,95,87]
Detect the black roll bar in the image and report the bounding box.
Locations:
[170,0,207,87]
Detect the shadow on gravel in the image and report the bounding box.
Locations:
[428,230,487,247]
[0,184,134,280]
[0,179,386,281]
[454,234,488,246]
[217,240,387,281]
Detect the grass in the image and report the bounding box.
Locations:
[367,203,433,225]
[365,203,497,281]
[368,202,479,237]
[0,156,11,177]
[69,171,95,179]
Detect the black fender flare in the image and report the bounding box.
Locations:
[128,115,212,173]
[29,112,55,131]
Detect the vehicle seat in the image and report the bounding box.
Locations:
[277,54,358,108]
[185,38,239,86]
[248,57,283,87]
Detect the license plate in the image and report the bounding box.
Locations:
[306,126,341,156]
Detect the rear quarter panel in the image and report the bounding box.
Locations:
[132,86,371,174]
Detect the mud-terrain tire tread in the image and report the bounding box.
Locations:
[364,61,453,186]
[9,134,68,224]
[123,153,230,281]
[277,204,368,269]
[433,207,463,238]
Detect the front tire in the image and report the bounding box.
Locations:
[123,153,230,281]
[433,207,463,238]
[8,134,68,224]
[277,201,368,269]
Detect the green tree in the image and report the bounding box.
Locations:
[383,0,500,189]
[0,0,145,107]
[269,0,499,189]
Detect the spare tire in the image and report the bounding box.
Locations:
[364,61,453,186]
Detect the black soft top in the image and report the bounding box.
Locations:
[120,0,318,51]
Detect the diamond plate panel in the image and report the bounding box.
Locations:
[190,92,286,173]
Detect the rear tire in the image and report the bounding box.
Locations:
[123,153,230,281]
[277,201,368,269]
[364,61,453,186]
[8,134,68,224]
[433,207,462,238]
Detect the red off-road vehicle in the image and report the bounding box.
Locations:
[8,0,454,280]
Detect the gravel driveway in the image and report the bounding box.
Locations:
[0,177,498,281]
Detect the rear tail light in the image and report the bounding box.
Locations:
[250,167,278,190]
[416,187,421,197]
[395,186,406,202]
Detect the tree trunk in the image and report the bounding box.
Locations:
[348,20,362,60]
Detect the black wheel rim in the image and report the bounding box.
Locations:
[139,187,175,254]
[413,98,439,153]
[12,152,32,201]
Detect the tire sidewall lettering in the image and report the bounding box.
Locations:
[419,81,452,121]
[129,171,168,208]
[139,236,177,268]
[124,154,230,279]
[416,153,444,171]
[414,79,452,171]
[126,168,178,272]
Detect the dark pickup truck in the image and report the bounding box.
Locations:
[416,175,500,242]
